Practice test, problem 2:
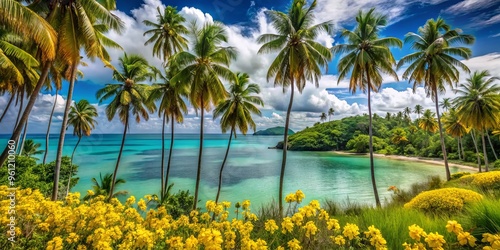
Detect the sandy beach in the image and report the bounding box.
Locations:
[334,151,479,172]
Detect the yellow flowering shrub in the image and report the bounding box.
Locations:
[1,186,498,250]
[460,171,500,190]
[404,188,483,213]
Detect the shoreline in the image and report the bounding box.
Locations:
[333,151,478,172]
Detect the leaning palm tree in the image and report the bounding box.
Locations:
[66,99,98,196]
[213,72,263,204]
[454,70,500,172]
[332,8,402,207]
[440,98,451,112]
[414,104,423,120]
[257,0,332,214]
[442,108,468,160]
[143,6,188,64]
[397,17,474,180]
[148,65,188,198]
[96,53,155,201]
[328,107,334,121]
[170,22,236,210]
[320,112,327,123]
[21,139,44,159]
[83,173,128,200]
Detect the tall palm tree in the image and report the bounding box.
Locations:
[257,0,332,214]
[397,17,474,180]
[213,72,263,204]
[442,108,468,160]
[320,112,327,122]
[148,65,188,199]
[143,6,188,199]
[21,139,44,159]
[96,53,155,201]
[404,107,412,121]
[440,98,451,112]
[414,104,423,120]
[83,173,128,200]
[419,109,438,133]
[332,8,401,207]
[328,107,334,121]
[454,70,500,172]
[170,22,236,210]
[143,6,188,64]
[66,99,98,195]
[0,0,57,167]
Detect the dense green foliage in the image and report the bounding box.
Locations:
[0,156,78,197]
[253,126,295,136]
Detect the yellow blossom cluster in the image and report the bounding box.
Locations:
[404,188,483,213]
[285,189,305,203]
[460,171,500,190]
[1,186,498,250]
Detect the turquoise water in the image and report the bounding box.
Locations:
[1,134,464,208]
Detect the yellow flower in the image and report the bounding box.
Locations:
[281,217,294,234]
[46,236,63,250]
[425,232,446,249]
[295,190,305,203]
[364,225,382,238]
[408,224,427,241]
[445,220,463,234]
[327,218,340,231]
[66,233,79,244]
[206,200,216,212]
[222,201,231,209]
[331,235,346,246]
[264,219,278,234]
[125,196,136,206]
[343,223,360,240]
[137,198,147,211]
[185,235,199,250]
[303,221,318,238]
[457,231,476,247]
[285,193,296,203]
[166,236,184,249]
[87,190,95,196]
[242,200,251,210]
[287,238,302,250]
[291,212,304,226]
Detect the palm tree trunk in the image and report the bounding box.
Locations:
[433,86,450,181]
[215,127,234,204]
[366,75,380,208]
[279,80,295,216]
[481,130,489,172]
[486,132,498,161]
[14,93,24,133]
[193,96,204,210]
[66,136,81,197]
[160,113,166,198]
[109,113,129,201]
[18,120,29,155]
[0,93,15,123]
[52,65,77,201]
[460,136,465,160]
[471,130,482,172]
[457,138,461,160]
[0,62,51,168]
[43,89,58,164]
[165,114,175,192]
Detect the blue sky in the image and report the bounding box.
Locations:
[1,0,500,134]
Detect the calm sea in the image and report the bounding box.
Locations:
[0,133,463,208]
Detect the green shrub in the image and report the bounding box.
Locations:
[494,160,500,169]
[460,171,500,190]
[451,172,471,180]
[404,188,483,214]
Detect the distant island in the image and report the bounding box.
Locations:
[254,126,295,136]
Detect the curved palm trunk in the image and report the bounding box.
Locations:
[215,127,234,204]
[0,62,51,168]
[160,114,166,198]
[193,96,204,210]
[66,136,81,197]
[52,65,77,201]
[433,86,451,181]
[109,113,129,201]
[279,80,295,216]
[481,130,489,172]
[366,76,380,208]
[0,93,14,123]
[43,89,58,164]
[14,93,24,132]
[459,136,465,160]
[165,113,175,191]
[471,130,482,172]
[486,132,498,161]
[18,120,29,155]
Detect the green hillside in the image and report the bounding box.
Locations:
[254,126,295,135]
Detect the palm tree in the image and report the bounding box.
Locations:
[66,99,98,195]
[257,0,332,214]
[320,112,327,122]
[454,70,500,172]
[442,108,468,160]
[397,17,474,181]
[414,104,423,120]
[419,109,438,133]
[21,139,44,159]
[148,65,188,198]
[96,53,155,201]
[440,98,451,112]
[332,8,401,207]
[328,107,334,121]
[83,173,128,200]
[143,6,188,199]
[213,72,263,204]
[0,0,57,167]
[143,6,188,64]
[170,22,236,210]
[404,107,412,121]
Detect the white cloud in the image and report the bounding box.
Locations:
[444,0,497,14]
